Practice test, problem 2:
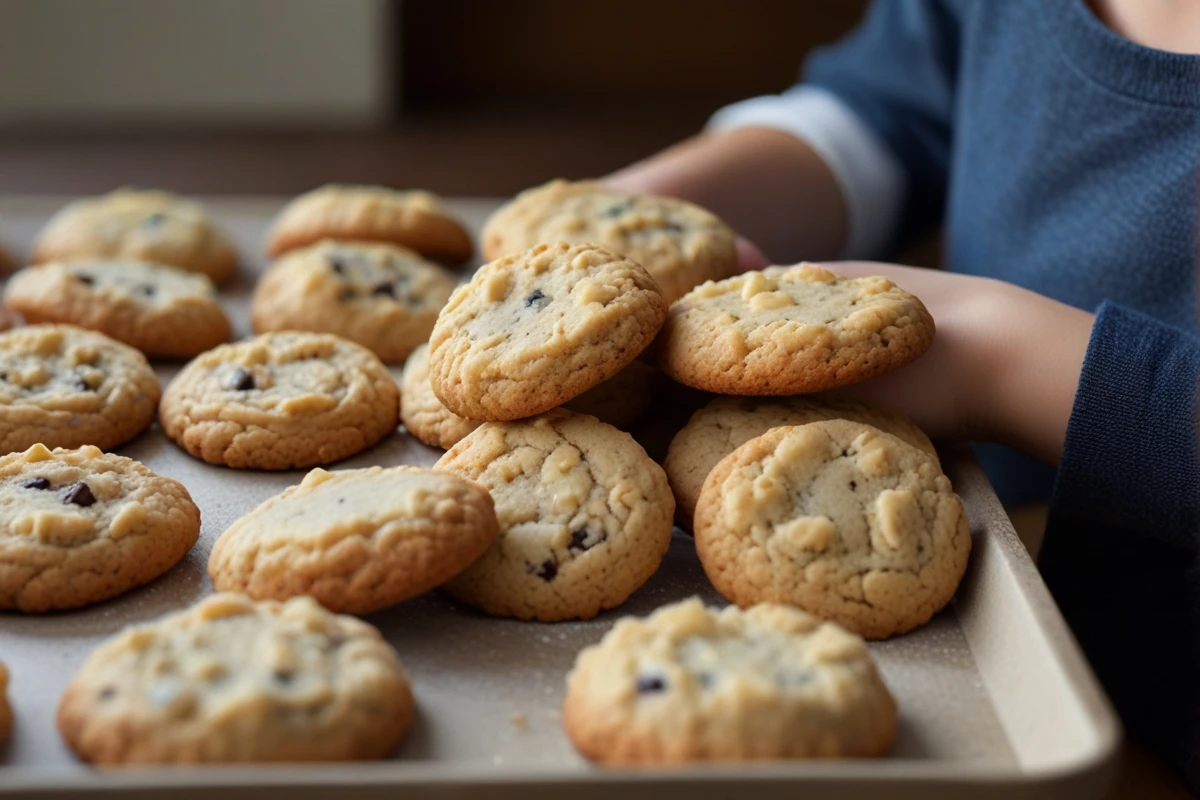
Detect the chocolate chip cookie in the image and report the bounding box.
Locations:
[252,240,458,363]
[5,260,231,359]
[694,421,970,639]
[160,331,399,470]
[265,184,473,265]
[0,325,161,454]
[209,465,498,614]
[482,179,738,304]
[0,663,11,746]
[429,241,667,421]
[434,409,674,622]
[57,593,415,763]
[31,189,237,283]
[659,264,936,395]
[564,597,898,763]
[665,395,937,528]
[0,443,200,612]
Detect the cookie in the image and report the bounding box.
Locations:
[429,241,667,421]
[0,663,11,746]
[658,264,935,395]
[5,260,231,359]
[0,443,200,612]
[482,179,737,305]
[434,409,674,621]
[401,344,658,449]
[160,331,399,470]
[0,325,161,454]
[266,184,473,265]
[57,593,414,764]
[31,189,237,284]
[0,243,16,275]
[252,240,457,363]
[209,465,498,614]
[694,421,970,639]
[563,597,897,763]
[665,395,938,528]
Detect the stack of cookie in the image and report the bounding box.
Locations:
[5,189,236,360]
[251,184,473,364]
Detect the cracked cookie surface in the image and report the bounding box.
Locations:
[252,240,458,363]
[209,465,498,614]
[160,331,399,470]
[31,189,237,283]
[0,443,199,612]
[0,324,161,453]
[659,264,935,395]
[5,259,231,359]
[563,597,897,763]
[402,344,658,449]
[434,409,674,621]
[694,420,969,639]
[666,395,937,528]
[57,593,414,764]
[266,184,473,265]
[429,241,666,421]
[482,180,737,305]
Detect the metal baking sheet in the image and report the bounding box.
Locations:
[0,198,1119,799]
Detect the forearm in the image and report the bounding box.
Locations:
[605,127,848,263]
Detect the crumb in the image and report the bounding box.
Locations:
[510,711,528,731]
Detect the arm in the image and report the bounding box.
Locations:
[608,0,963,263]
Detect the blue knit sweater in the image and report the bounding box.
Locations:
[802,0,1200,787]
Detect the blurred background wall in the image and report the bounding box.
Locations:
[0,0,868,195]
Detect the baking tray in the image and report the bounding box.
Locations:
[0,197,1120,799]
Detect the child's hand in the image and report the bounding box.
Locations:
[824,262,1095,465]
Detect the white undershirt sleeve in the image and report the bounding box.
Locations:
[707,86,906,261]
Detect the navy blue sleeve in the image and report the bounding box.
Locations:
[1051,302,1200,547]
[803,0,963,253]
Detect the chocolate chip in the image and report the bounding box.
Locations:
[327,255,347,275]
[371,281,395,298]
[273,669,294,685]
[223,367,255,391]
[62,482,96,507]
[568,528,606,553]
[841,448,852,458]
[533,559,557,582]
[338,288,357,301]
[142,212,167,227]
[99,686,117,700]
[21,477,50,490]
[662,222,684,234]
[137,284,156,296]
[73,374,93,392]
[0,372,8,381]
[524,289,547,309]
[636,675,667,694]
[74,272,94,286]
[849,480,857,490]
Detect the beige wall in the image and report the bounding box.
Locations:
[0,0,390,127]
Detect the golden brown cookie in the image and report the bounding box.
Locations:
[658,264,935,395]
[209,465,498,614]
[31,189,237,283]
[482,179,738,304]
[265,184,473,265]
[563,597,897,763]
[429,241,667,421]
[401,343,659,450]
[0,325,161,454]
[5,260,230,359]
[435,409,674,622]
[251,240,458,363]
[665,395,937,528]
[694,421,970,639]
[0,443,199,612]
[160,332,399,470]
[57,594,414,764]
